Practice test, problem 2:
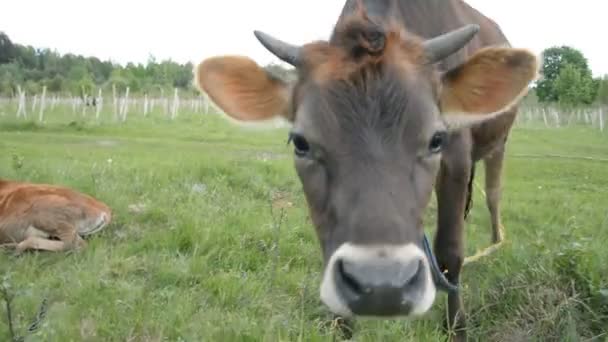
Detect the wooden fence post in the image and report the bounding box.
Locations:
[95,88,103,121]
[120,87,130,122]
[143,93,149,117]
[171,87,179,120]
[31,95,38,114]
[16,86,27,118]
[113,84,119,121]
[38,86,47,122]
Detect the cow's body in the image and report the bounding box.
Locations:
[0,179,111,254]
[193,0,538,340]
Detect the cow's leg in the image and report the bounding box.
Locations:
[15,222,86,255]
[56,225,87,251]
[0,242,19,249]
[67,233,87,250]
[15,236,68,254]
[484,144,506,244]
[434,134,472,342]
[465,107,516,266]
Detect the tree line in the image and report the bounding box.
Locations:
[533,46,608,107]
[0,31,200,98]
[0,31,606,106]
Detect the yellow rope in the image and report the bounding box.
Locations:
[462,182,506,266]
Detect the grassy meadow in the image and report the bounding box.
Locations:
[0,105,607,341]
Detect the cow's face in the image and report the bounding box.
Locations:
[194,14,539,318]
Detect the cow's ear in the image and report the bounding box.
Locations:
[194,56,293,123]
[439,47,540,131]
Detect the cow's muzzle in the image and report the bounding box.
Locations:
[320,243,436,317]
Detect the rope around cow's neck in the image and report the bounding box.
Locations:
[422,234,460,294]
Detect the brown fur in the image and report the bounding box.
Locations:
[195,56,290,122]
[192,1,539,340]
[440,47,539,115]
[0,179,112,254]
[301,15,427,86]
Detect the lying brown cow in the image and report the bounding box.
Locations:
[0,179,112,254]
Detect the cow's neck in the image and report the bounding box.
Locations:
[337,0,396,20]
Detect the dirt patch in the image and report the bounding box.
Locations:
[128,203,147,214]
[80,317,97,340]
[270,190,294,210]
[96,140,120,147]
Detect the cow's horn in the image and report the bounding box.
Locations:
[253,30,302,67]
[423,24,480,64]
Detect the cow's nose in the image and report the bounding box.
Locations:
[334,256,426,316]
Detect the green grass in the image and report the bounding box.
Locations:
[1,107,607,341]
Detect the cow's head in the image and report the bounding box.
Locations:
[194,8,539,318]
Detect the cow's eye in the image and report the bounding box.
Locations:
[429,131,447,153]
[288,132,311,157]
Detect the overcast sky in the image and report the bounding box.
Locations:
[2,0,606,76]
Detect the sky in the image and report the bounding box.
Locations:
[2,0,606,77]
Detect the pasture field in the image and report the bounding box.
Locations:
[1,107,607,341]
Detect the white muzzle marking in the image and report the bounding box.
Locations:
[319,243,437,318]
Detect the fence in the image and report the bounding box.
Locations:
[0,87,605,132]
[515,104,605,131]
[0,86,216,124]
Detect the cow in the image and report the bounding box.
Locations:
[0,179,112,255]
[192,0,539,340]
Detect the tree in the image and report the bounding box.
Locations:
[47,75,65,93]
[536,46,596,104]
[24,80,40,95]
[107,69,129,93]
[0,32,202,96]
[553,63,594,106]
[78,74,96,97]
[0,32,16,64]
[597,75,608,106]
[15,45,38,70]
[0,63,23,96]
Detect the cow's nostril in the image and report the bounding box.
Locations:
[337,260,366,296]
[404,260,424,288]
